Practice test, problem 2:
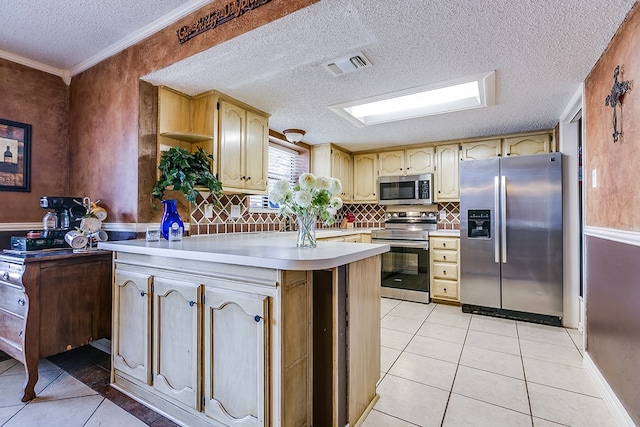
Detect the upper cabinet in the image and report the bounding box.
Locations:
[311,144,353,202]
[378,151,404,177]
[378,147,434,177]
[502,133,551,156]
[434,144,460,202]
[460,132,553,161]
[352,153,378,203]
[157,87,269,195]
[460,139,501,161]
[218,98,269,194]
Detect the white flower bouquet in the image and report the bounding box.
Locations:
[270,173,343,247]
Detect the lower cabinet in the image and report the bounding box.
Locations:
[112,264,271,427]
[203,286,268,427]
[430,236,460,303]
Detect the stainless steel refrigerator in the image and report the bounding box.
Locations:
[460,153,563,323]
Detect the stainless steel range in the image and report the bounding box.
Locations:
[371,211,437,303]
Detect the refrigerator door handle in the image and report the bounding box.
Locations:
[501,175,507,263]
[494,176,500,263]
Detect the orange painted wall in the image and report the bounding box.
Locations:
[0,59,69,223]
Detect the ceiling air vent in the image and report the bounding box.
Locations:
[322,52,372,76]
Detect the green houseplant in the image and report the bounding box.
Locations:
[152,146,222,203]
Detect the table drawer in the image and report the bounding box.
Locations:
[431,238,458,250]
[432,249,458,263]
[0,310,24,347]
[432,279,459,300]
[432,262,458,280]
[0,284,27,318]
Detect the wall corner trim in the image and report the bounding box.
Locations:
[584,352,636,427]
[584,226,640,247]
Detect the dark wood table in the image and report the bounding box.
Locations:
[0,249,112,401]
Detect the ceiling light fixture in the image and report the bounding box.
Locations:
[282,129,306,143]
[329,71,496,126]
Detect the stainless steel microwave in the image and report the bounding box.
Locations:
[378,174,433,205]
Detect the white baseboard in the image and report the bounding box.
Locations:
[577,296,584,334]
[583,352,636,427]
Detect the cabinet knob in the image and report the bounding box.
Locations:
[443,256,447,260]
[444,288,447,293]
[2,272,8,281]
[140,291,147,297]
[443,243,447,247]
[254,315,262,323]
[189,300,196,307]
[19,330,23,338]
[443,270,447,275]
[17,298,25,306]
[241,176,246,180]
[246,176,251,180]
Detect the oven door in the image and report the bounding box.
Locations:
[374,239,430,303]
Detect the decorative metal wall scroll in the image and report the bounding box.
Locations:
[177,0,273,44]
[604,65,631,143]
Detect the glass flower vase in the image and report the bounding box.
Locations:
[160,199,184,240]
[296,212,317,248]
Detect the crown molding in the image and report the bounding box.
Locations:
[68,0,212,78]
[0,49,68,83]
[0,0,212,85]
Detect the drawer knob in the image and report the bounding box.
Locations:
[189,300,196,307]
[19,330,23,338]
[443,243,447,247]
[17,298,25,306]
[2,272,8,281]
[254,315,262,323]
[443,270,447,275]
[443,256,447,260]
[444,288,447,293]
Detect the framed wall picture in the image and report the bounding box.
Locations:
[0,118,31,192]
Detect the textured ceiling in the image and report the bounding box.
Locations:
[1,0,637,151]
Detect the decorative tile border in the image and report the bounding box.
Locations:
[189,195,458,235]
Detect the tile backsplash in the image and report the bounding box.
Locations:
[189,192,459,235]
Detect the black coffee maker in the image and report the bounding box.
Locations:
[40,196,86,232]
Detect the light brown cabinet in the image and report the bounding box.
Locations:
[502,133,551,156]
[352,153,378,202]
[157,87,269,195]
[378,147,434,177]
[430,236,460,303]
[312,144,353,201]
[460,139,501,160]
[435,144,460,202]
[218,99,269,194]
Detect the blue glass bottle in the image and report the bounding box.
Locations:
[160,199,184,240]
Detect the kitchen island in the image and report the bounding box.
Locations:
[99,233,388,427]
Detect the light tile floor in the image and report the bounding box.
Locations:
[0,299,618,427]
[0,356,146,427]
[363,298,618,427]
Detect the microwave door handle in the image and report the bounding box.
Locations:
[501,175,507,264]
[494,176,500,263]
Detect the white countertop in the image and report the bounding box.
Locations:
[98,231,389,271]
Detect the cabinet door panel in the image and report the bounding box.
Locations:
[406,147,435,174]
[502,134,550,156]
[113,270,152,384]
[378,151,405,177]
[204,287,268,427]
[353,153,378,202]
[153,278,200,409]
[219,100,245,188]
[435,144,460,201]
[244,111,268,192]
[460,139,501,160]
